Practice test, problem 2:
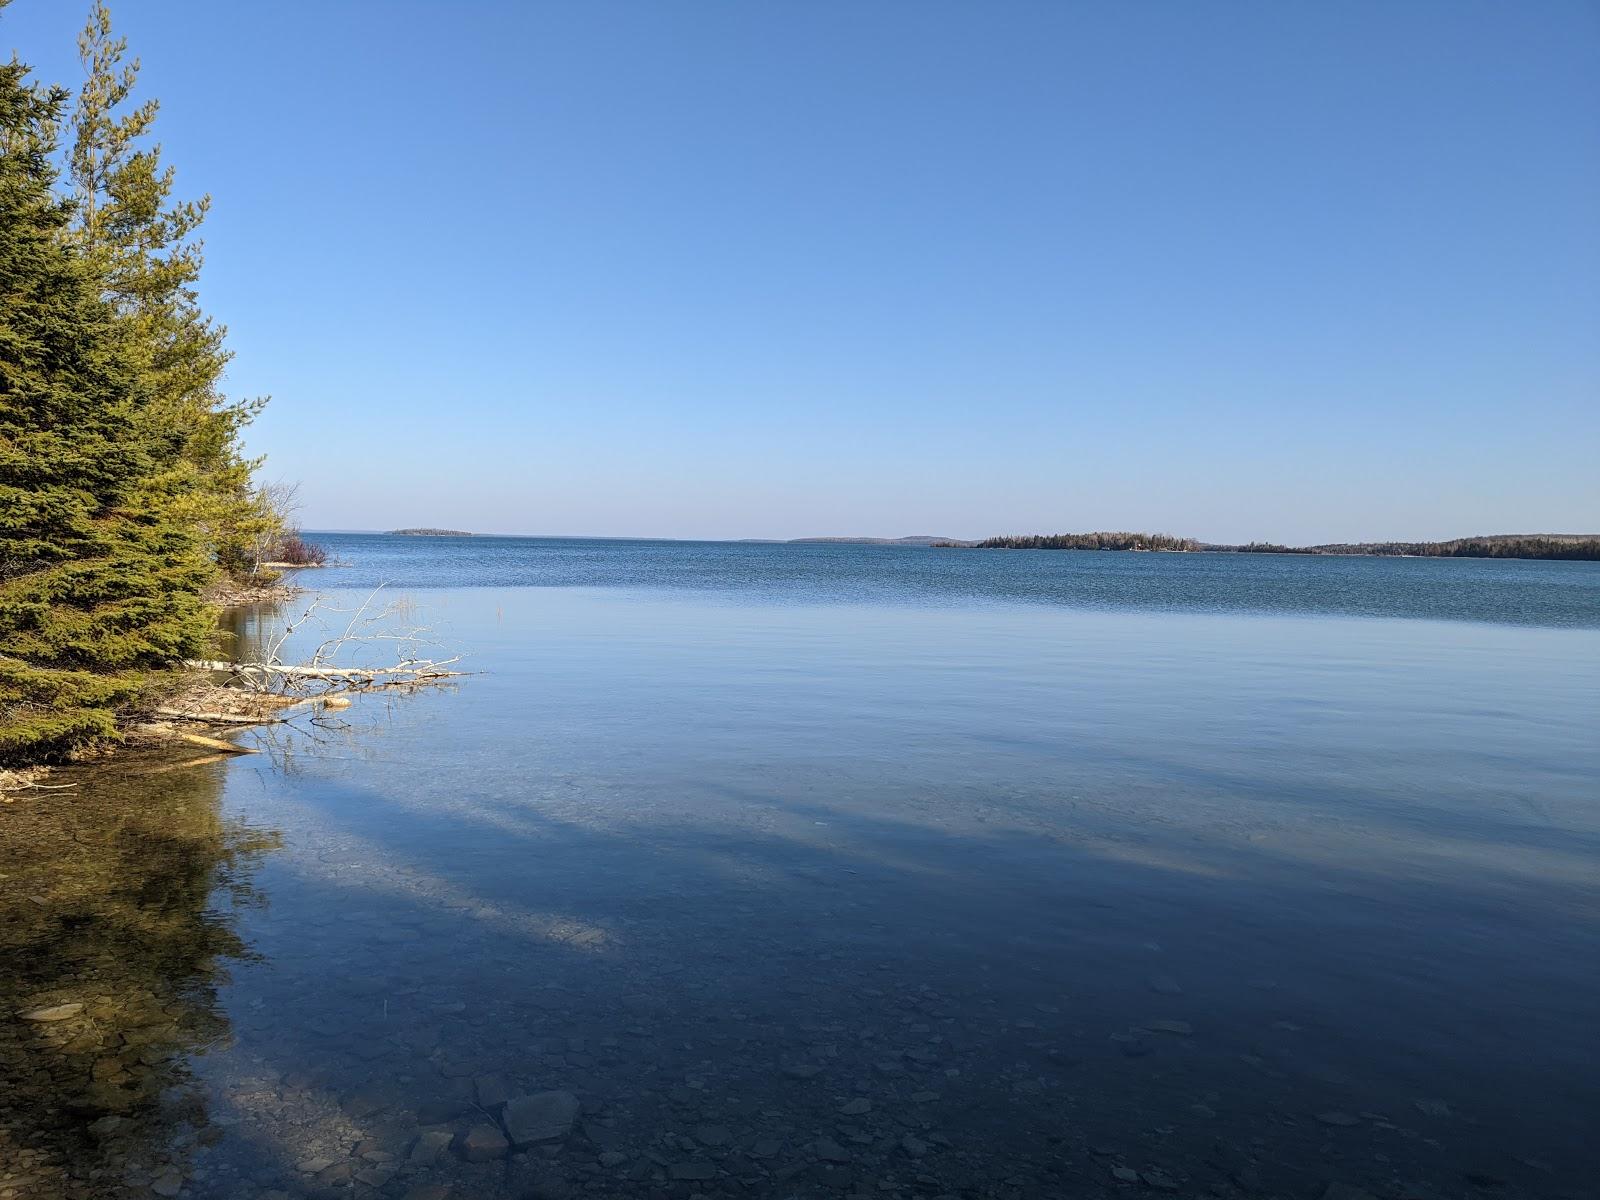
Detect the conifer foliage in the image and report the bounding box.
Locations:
[0,5,253,761]
[68,0,278,575]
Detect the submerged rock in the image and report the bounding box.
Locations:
[473,1073,511,1109]
[1142,1020,1193,1036]
[455,1122,509,1162]
[503,1090,580,1146]
[316,1161,354,1185]
[814,1137,850,1162]
[19,1003,84,1022]
[409,1130,453,1165]
[693,1123,732,1146]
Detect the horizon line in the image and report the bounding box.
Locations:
[301,529,1600,544]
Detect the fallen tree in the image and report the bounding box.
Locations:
[183,658,462,684]
[183,586,462,696]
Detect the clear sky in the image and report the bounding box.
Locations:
[7,1,1597,543]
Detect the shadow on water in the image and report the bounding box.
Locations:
[9,734,1590,1200]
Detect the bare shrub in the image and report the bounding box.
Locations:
[273,535,328,566]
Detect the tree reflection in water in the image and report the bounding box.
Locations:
[0,752,280,1198]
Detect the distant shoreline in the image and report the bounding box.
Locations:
[316,529,1600,562]
[950,532,1600,563]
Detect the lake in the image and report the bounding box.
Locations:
[3,536,1597,1200]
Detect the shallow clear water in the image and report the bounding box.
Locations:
[4,538,1597,1200]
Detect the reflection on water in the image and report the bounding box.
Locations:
[5,577,1599,1200]
[0,752,279,1198]
[214,605,278,667]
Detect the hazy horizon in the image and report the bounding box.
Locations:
[8,1,1596,544]
[308,526,1600,545]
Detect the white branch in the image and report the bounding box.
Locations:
[186,658,461,680]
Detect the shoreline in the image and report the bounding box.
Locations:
[136,575,318,743]
[945,545,1600,564]
[202,574,305,608]
[1,577,307,793]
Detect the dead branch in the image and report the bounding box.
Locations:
[154,705,295,725]
[159,585,465,771]
[185,658,461,681]
[0,766,74,794]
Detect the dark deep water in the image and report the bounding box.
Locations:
[4,536,1597,1200]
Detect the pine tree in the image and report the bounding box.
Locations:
[0,53,213,760]
[68,0,278,576]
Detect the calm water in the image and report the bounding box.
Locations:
[3,537,1597,1200]
[310,533,1600,628]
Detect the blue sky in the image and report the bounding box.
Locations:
[8,1,1597,542]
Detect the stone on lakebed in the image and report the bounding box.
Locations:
[502,1090,580,1146]
[454,1122,509,1162]
[20,1003,84,1022]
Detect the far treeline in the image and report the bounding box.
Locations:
[955,533,1600,561]
[969,533,1200,552]
[1221,535,1600,561]
[1,2,307,763]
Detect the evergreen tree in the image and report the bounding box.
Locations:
[0,51,213,759]
[68,0,278,576]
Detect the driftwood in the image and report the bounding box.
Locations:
[175,731,258,755]
[0,778,77,793]
[185,658,461,681]
[155,705,292,725]
[190,585,465,702]
[133,586,465,767]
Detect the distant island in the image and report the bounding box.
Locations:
[390,528,474,537]
[969,532,1199,552]
[1211,533,1600,560]
[948,531,1600,562]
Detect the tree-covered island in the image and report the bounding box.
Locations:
[951,532,1600,560]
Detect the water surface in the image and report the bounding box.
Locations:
[4,538,1596,1200]
[310,532,1600,628]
